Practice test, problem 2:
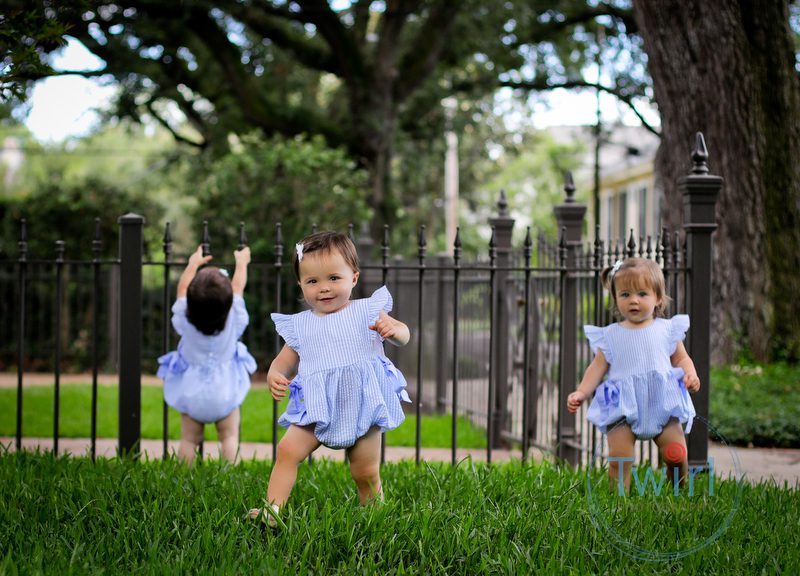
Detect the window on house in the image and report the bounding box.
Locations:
[654,188,664,236]
[617,190,627,241]
[638,186,648,238]
[605,195,614,240]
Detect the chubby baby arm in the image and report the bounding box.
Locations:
[369,310,411,346]
[177,246,212,298]
[671,341,701,392]
[231,246,251,295]
[567,390,589,413]
[267,344,299,401]
[567,350,609,413]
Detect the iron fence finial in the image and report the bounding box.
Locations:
[201,220,210,257]
[93,219,102,260]
[497,190,509,217]
[238,222,247,250]
[564,171,576,203]
[274,223,283,267]
[18,219,27,261]
[691,132,709,175]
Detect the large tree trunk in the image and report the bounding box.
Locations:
[633,0,800,363]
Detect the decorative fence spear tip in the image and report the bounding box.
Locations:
[239,222,247,249]
[201,220,210,256]
[497,189,509,216]
[691,132,709,174]
[563,171,576,202]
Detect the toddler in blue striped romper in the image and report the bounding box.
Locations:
[248,231,411,527]
[567,257,700,492]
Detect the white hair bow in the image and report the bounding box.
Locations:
[610,260,623,276]
[295,242,304,263]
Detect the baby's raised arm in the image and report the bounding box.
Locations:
[177,246,212,298]
[232,246,251,296]
[369,311,411,346]
[267,344,300,401]
[671,342,700,392]
[567,350,609,413]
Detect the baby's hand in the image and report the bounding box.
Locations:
[268,369,290,401]
[188,245,212,268]
[369,311,400,340]
[567,390,588,413]
[683,372,701,393]
[234,246,251,266]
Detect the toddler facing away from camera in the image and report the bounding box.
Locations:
[158,245,255,464]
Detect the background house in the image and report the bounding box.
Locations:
[547,124,661,244]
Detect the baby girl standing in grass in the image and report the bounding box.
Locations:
[249,231,411,527]
[567,257,700,492]
[158,245,255,463]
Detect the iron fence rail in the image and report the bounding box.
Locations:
[1,134,720,468]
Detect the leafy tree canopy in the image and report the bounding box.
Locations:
[0,0,88,101]
[4,0,650,230]
[187,132,371,260]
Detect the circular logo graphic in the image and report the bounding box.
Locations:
[584,416,744,562]
[663,441,687,464]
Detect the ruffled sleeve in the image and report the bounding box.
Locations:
[367,285,393,323]
[584,325,613,364]
[367,286,393,343]
[668,314,690,354]
[271,312,299,351]
[170,297,190,336]
[231,295,249,338]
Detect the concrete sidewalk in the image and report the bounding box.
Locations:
[2,437,798,487]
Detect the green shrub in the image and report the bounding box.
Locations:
[710,362,800,448]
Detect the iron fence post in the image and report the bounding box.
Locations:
[161,222,172,460]
[554,174,587,465]
[435,254,449,413]
[354,221,375,299]
[16,219,27,451]
[488,191,514,448]
[680,133,722,467]
[118,213,145,458]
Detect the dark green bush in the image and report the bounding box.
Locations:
[710,362,800,448]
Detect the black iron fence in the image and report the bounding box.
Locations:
[1,133,721,468]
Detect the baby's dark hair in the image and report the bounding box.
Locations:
[601,257,671,320]
[186,267,233,335]
[293,231,359,280]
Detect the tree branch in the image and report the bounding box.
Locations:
[520,2,638,45]
[501,78,661,136]
[225,3,338,74]
[351,0,373,45]
[144,99,205,148]
[296,0,366,85]
[395,0,463,103]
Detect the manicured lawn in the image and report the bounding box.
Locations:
[0,383,486,449]
[0,452,797,573]
[5,360,800,450]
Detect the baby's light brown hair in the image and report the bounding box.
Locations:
[293,231,360,280]
[601,257,671,320]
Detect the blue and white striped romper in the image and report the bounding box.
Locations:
[271,286,411,449]
[584,315,696,439]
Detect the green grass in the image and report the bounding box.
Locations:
[0,451,797,574]
[710,362,800,447]
[0,384,486,448]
